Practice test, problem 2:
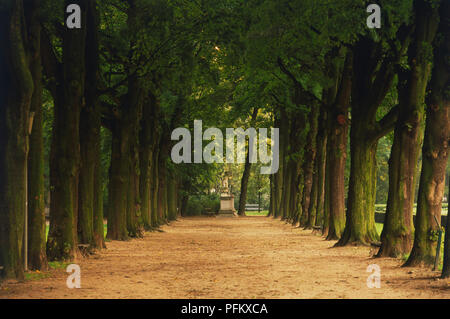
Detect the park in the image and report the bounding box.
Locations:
[0,0,449,300]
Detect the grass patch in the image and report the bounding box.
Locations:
[48,261,70,270]
[24,270,52,281]
[245,210,269,216]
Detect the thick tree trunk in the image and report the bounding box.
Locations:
[47,0,87,261]
[26,0,47,270]
[78,108,96,247]
[405,3,449,267]
[106,122,131,241]
[92,130,105,248]
[336,129,379,246]
[379,0,439,258]
[301,105,319,228]
[0,0,34,279]
[326,52,352,240]
[77,0,104,250]
[126,93,144,238]
[336,35,399,246]
[139,95,157,230]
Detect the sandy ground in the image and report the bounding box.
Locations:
[1,216,449,299]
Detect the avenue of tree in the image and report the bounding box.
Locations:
[0,0,449,282]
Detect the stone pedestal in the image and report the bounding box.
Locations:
[217,194,237,217]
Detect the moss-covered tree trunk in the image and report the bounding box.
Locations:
[326,52,352,240]
[378,0,439,258]
[405,3,449,266]
[336,36,400,246]
[0,0,34,279]
[26,0,48,271]
[47,0,87,261]
[336,127,379,245]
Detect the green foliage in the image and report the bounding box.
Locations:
[185,194,220,216]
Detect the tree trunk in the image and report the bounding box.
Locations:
[336,35,399,246]
[78,0,104,250]
[106,121,131,241]
[272,114,283,218]
[157,135,169,224]
[151,139,160,227]
[0,0,34,279]
[167,172,178,221]
[405,3,449,267]
[47,0,87,261]
[443,174,450,278]
[26,0,48,271]
[442,175,450,278]
[301,105,319,228]
[336,130,379,245]
[238,107,259,216]
[326,52,352,240]
[315,108,327,229]
[379,0,439,258]
[139,95,157,230]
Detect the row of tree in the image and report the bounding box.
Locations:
[0,0,229,280]
[260,0,449,276]
[0,0,449,283]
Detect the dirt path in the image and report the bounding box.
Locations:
[1,216,449,299]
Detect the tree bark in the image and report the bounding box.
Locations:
[47,0,87,261]
[405,2,449,267]
[301,105,319,228]
[326,52,352,240]
[0,0,34,279]
[238,107,259,216]
[26,0,48,270]
[378,0,439,258]
[315,108,327,229]
[336,36,399,246]
[139,94,157,230]
[443,174,450,278]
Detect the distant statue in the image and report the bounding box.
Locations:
[218,171,237,217]
[222,176,229,194]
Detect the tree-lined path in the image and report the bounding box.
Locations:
[1,217,448,299]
